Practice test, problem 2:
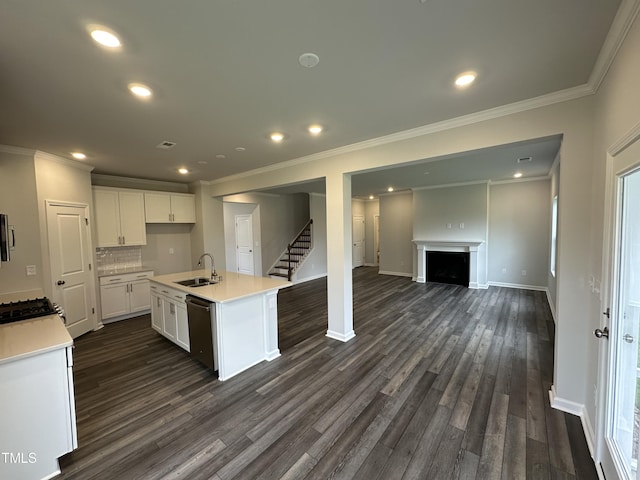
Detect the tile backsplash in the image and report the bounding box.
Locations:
[96,247,142,271]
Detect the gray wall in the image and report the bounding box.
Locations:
[488,179,551,287]
[547,157,560,314]
[379,192,414,276]
[141,224,193,275]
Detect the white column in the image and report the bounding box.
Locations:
[415,244,426,283]
[263,291,280,360]
[325,172,356,342]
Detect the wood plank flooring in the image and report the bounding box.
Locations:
[57,267,597,479]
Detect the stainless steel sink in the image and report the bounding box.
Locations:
[174,277,216,287]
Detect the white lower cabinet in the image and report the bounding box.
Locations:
[150,282,190,352]
[99,271,154,321]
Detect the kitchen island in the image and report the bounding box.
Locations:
[149,270,291,380]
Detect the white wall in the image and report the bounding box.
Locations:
[379,192,414,276]
[190,183,226,272]
[295,193,327,282]
[488,179,550,287]
[0,149,43,294]
[547,157,560,314]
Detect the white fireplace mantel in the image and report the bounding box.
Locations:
[413,239,485,288]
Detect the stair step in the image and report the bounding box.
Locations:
[270,272,289,278]
[280,258,300,263]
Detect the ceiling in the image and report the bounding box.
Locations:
[0,0,621,191]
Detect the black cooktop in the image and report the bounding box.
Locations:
[0,297,56,325]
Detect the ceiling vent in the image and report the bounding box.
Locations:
[517,156,532,163]
[156,141,177,150]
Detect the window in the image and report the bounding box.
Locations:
[550,195,558,277]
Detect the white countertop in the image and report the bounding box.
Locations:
[150,269,292,303]
[0,315,72,365]
[98,266,154,277]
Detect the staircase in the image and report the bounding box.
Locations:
[269,219,313,281]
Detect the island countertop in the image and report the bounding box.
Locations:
[0,314,72,365]
[149,269,292,303]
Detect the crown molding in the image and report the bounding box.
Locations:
[488,175,550,186]
[210,84,594,187]
[91,173,189,192]
[588,0,640,91]
[608,119,640,157]
[412,180,489,191]
[0,144,36,156]
[34,150,94,172]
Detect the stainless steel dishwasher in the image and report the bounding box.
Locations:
[185,295,217,371]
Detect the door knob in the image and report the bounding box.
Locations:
[57,280,66,286]
[594,327,609,339]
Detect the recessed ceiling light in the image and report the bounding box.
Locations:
[89,27,121,48]
[215,154,226,159]
[128,83,153,98]
[369,195,375,200]
[454,71,477,88]
[197,161,208,165]
[270,132,284,142]
[235,146,246,152]
[387,187,394,192]
[178,168,189,175]
[308,125,323,135]
[71,152,86,160]
[513,172,523,178]
[299,53,320,68]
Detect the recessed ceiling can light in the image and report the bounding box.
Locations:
[454,71,477,88]
[235,146,246,152]
[369,195,374,200]
[197,161,208,165]
[270,132,284,142]
[71,152,87,160]
[513,172,523,178]
[178,168,189,174]
[298,53,320,68]
[128,83,153,98]
[387,187,394,192]
[89,27,122,48]
[215,154,226,159]
[308,124,323,135]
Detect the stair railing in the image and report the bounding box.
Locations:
[287,219,313,281]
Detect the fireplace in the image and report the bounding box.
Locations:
[426,251,470,287]
[413,240,485,289]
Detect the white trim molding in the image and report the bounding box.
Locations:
[326,329,356,342]
[413,240,484,288]
[549,385,597,463]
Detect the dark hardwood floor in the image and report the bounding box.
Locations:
[57,267,597,479]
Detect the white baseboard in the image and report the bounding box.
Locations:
[265,350,281,361]
[378,270,413,278]
[293,272,327,284]
[487,281,548,291]
[549,385,597,463]
[326,329,356,342]
[364,262,379,267]
[545,288,557,323]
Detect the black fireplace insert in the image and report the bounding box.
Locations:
[426,251,470,287]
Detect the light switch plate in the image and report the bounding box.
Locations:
[26,265,37,276]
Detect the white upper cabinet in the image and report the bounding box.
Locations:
[93,187,147,247]
[144,192,196,223]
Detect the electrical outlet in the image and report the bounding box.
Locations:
[26,265,37,276]
[459,223,464,229]
[521,269,527,276]
[169,248,174,255]
[446,223,452,229]
[501,268,507,274]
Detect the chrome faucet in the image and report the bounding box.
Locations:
[197,253,218,281]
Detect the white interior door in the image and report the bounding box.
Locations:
[599,136,640,480]
[235,214,254,275]
[47,202,95,338]
[352,215,365,267]
[374,214,380,266]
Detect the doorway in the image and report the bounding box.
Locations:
[46,201,95,338]
[598,134,640,479]
[235,213,255,275]
[352,215,364,268]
